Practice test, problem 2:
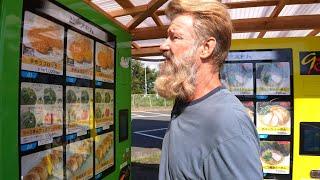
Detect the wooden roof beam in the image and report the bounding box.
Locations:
[132,46,161,57]
[258,0,287,38]
[83,0,129,32]
[151,13,164,26]
[110,0,320,17]
[132,15,320,40]
[109,5,147,17]
[132,42,141,49]
[114,0,135,8]
[128,0,168,30]
[307,29,320,36]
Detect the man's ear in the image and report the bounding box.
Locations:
[199,37,216,59]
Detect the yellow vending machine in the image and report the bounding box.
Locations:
[223,37,320,180]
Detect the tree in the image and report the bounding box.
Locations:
[131,60,158,94]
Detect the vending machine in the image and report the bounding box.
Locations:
[222,37,320,180]
[0,0,132,179]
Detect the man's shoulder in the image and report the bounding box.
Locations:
[196,90,255,142]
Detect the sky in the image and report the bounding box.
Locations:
[136,56,164,71]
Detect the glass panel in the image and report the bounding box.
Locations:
[260,141,291,174]
[256,62,290,95]
[220,63,254,95]
[22,11,64,75]
[95,42,114,83]
[256,101,291,135]
[66,30,94,80]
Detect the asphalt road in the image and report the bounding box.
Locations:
[132,111,171,149]
[131,110,171,180]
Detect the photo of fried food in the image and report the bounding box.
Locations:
[68,33,93,63]
[66,139,92,174]
[27,26,63,55]
[23,11,64,56]
[23,149,62,180]
[97,45,114,69]
[95,133,113,162]
[66,156,79,173]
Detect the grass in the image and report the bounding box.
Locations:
[131,147,161,164]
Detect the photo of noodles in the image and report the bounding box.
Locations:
[260,141,290,174]
[66,138,93,180]
[95,133,114,174]
[256,62,290,95]
[22,11,64,75]
[21,147,63,180]
[220,63,253,95]
[256,101,291,135]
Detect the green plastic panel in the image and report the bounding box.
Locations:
[0,0,132,179]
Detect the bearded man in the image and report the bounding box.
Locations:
[155,0,263,179]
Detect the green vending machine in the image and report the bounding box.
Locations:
[0,0,132,179]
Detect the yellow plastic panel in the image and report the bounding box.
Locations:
[231,37,320,180]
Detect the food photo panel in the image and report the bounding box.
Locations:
[220,63,254,95]
[95,88,114,131]
[256,62,290,95]
[20,82,63,148]
[21,146,63,180]
[66,138,94,180]
[256,101,291,135]
[260,141,291,174]
[95,132,114,175]
[95,42,114,83]
[22,11,64,75]
[66,30,94,80]
[66,86,93,137]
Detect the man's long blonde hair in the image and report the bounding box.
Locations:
[166,0,233,72]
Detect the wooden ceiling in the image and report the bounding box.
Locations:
[84,0,320,58]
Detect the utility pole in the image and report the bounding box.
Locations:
[144,64,147,96]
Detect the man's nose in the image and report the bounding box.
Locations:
[160,38,170,52]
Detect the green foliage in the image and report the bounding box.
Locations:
[131,94,174,109]
[131,60,158,94]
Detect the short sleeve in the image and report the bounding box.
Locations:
[202,135,263,180]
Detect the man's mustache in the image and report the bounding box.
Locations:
[163,51,172,59]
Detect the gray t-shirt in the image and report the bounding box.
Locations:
[159,87,263,180]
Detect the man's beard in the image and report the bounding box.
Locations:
[155,45,199,100]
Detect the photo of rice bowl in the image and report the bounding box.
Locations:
[220,63,253,95]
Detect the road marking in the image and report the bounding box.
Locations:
[133,132,164,140]
[132,114,170,118]
[135,128,167,133]
[132,111,170,116]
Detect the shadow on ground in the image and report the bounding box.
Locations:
[132,163,159,180]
